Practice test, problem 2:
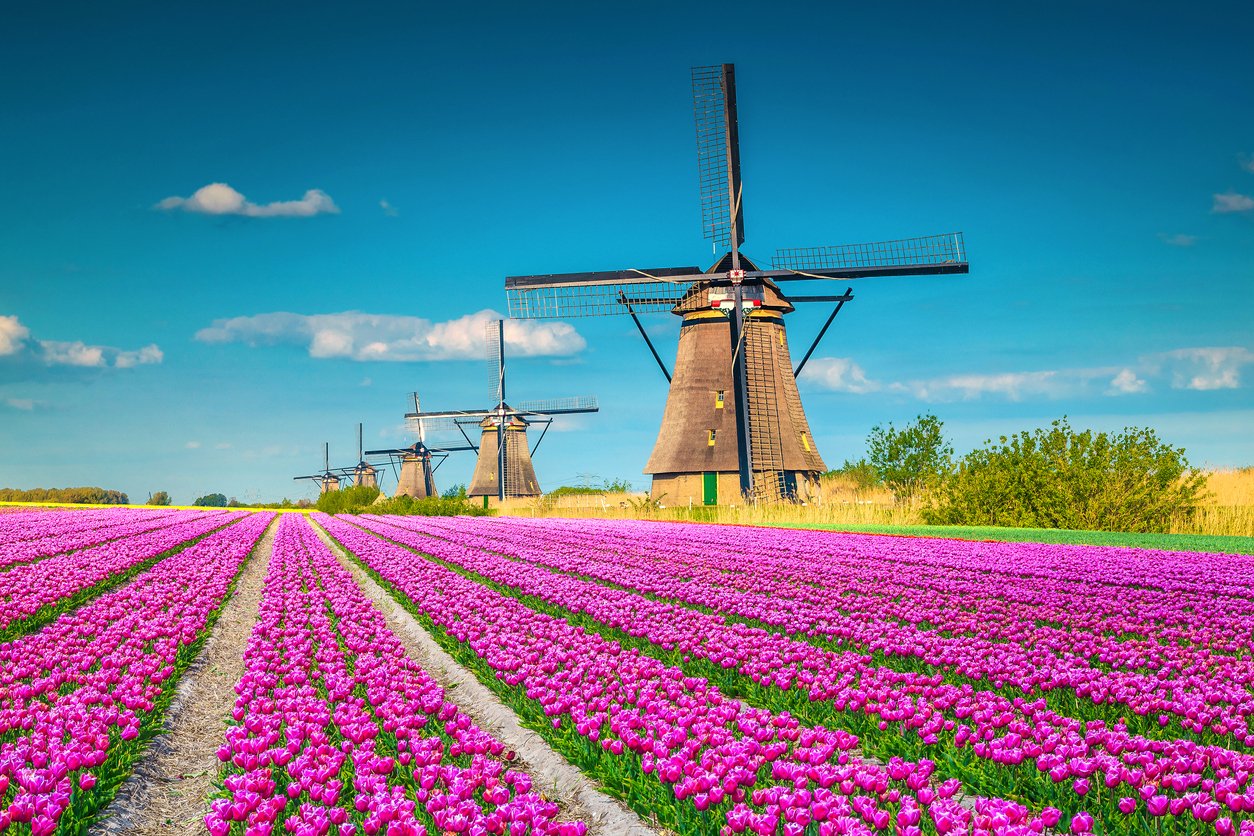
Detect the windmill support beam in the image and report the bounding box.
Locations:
[529,418,553,456]
[456,423,479,452]
[793,289,854,379]
[620,293,671,382]
[729,282,754,498]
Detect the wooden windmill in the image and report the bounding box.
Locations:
[292,443,341,495]
[366,395,475,499]
[407,319,598,502]
[347,423,379,490]
[505,64,969,504]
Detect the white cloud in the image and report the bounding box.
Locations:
[1161,347,1254,390]
[1240,154,1254,174]
[115,344,163,368]
[803,357,880,394]
[39,340,106,367]
[4,398,36,411]
[195,309,586,361]
[0,316,164,372]
[157,182,339,218]
[805,346,1251,402]
[215,442,232,450]
[1107,368,1148,395]
[893,370,1070,402]
[1157,232,1197,247]
[0,315,30,355]
[380,199,398,217]
[1212,191,1254,214]
[185,441,202,449]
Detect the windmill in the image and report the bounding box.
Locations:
[292,443,341,495]
[365,395,475,499]
[505,63,968,505]
[407,319,598,502]
[347,423,379,490]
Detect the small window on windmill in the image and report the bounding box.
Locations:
[801,432,811,452]
[708,429,717,446]
[778,329,784,347]
[715,390,725,409]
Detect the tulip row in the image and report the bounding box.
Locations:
[0,507,202,571]
[405,515,1254,749]
[349,514,1254,836]
[0,507,148,543]
[319,514,1061,836]
[0,510,274,835]
[0,509,245,641]
[208,514,580,836]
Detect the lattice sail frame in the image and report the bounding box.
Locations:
[692,64,742,250]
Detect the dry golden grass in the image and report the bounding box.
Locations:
[505,468,1254,538]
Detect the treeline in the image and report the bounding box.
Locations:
[0,487,130,504]
[826,416,1206,534]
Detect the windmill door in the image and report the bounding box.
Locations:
[702,472,717,506]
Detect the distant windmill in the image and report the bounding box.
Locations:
[293,443,341,495]
[505,64,968,505]
[407,319,598,502]
[347,423,379,490]
[366,395,474,499]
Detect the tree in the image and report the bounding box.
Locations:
[149,491,172,506]
[925,418,1207,533]
[866,414,953,502]
[441,483,468,499]
[192,493,229,507]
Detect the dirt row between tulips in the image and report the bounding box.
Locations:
[311,520,663,836]
[92,517,278,836]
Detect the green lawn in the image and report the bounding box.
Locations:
[763,522,1254,555]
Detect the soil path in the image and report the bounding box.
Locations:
[92,517,277,836]
[312,520,662,836]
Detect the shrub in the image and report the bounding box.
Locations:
[925,419,1206,533]
[315,485,381,515]
[866,414,953,502]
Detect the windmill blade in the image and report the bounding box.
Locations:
[505,267,703,319]
[692,64,744,251]
[772,233,968,278]
[486,319,504,405]
[404,416,470,439]
[512,396,599,416]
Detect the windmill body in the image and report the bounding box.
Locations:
[368,401,474,500]
[407,319,597,503]
[644,266,825,504]
[467,412,541,498]
[505,64,969,504]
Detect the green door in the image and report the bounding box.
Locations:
[702,472,717,506]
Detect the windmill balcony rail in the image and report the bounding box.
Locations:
[774,232,966,272]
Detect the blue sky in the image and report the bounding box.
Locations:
[1,1,1251,503]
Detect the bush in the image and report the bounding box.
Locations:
[315,485,381,515]
[866,414,953,502]
[192,493,228,508]
[148,491,172,506]
[318,485,492,517]
[925,418,1206,533]
[371,494,493,517]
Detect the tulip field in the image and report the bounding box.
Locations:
[1,508,1252,835]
